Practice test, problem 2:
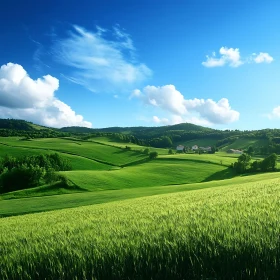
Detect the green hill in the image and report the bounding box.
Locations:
[0,118,42,131]
[1,173,280,279]
[60,122,213,134]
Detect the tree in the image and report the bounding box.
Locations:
[233,153,251,174]
[149,151,158,160]
[143,148,150,155]
[247,146,254,156]
[260,153,277,171]
[250,160,260,172]
[168,149,173,155]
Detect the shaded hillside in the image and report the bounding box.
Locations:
[60,122,214,136]
[0,119,68,138]
[0,119,39,131]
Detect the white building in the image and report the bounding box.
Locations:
[176,145,185,151]
[192,145,199,150]
[227,149,243,154]
[200,146,212,152]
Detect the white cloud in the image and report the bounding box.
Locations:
[152,116,170,125]
[253,52,274,63]
[185,98,240,124]
[129,89,142,99]
[140,85,187,115]
[202,47,243,68]
[203,47,273,68]
[184,116,212,127]
[132,84,239,125]
[267,106,280,119]
[53,25,152,93]
[0,63,92,128]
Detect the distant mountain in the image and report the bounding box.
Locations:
[60,122,214,137]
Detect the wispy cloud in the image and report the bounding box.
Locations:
[52,25,152,93]
[202,47,274,68]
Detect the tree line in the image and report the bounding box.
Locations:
[232,153,277,174]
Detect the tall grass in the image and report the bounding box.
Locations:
[1,177,280,279]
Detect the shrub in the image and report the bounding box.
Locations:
[143,148,150,154]
[149,151,158,160]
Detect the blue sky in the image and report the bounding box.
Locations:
[0,0,279,129]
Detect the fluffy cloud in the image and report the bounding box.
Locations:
[186,98,239,124]
[0,63,92,128]
[152,116,170,125]
[202,47,242,68]
[202,47,274,68]
[138,85,187,115]
[53,25,152,93]
[132,85,239,125]
[267,106,280,119]
[253,52,274,63]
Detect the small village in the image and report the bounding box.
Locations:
[176,144,243,154]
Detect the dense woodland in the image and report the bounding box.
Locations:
[0,153,71,193]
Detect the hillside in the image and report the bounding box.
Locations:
[2,118,280,154]
[2,174,280,279]
[0,136,237,202]
[0,119,48,131]
[60,122,214,137]
[1,124,280,279]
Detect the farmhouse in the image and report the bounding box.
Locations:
[227,149,243,154]
[176,145,185,151]
[192,145,199,151]
[199,146,212,152]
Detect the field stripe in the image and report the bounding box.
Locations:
[1,172,279,218]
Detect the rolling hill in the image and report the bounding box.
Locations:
[1,173,280,279]
[1,119,280,279]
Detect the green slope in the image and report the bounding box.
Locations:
[220,138,269,151]
[1,174,280,279]
[63,158,234,192]
[0,173,278,217]
[0,137,147,166]
[0,143,111,170]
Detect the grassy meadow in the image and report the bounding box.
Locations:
[1,135,279,279]
[1,175,280,279]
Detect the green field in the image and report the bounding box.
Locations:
[1,174,280,279]
[1,134,279,279]
[0,137,148,166]
[91,136,169,154]
[0,143,111,170]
